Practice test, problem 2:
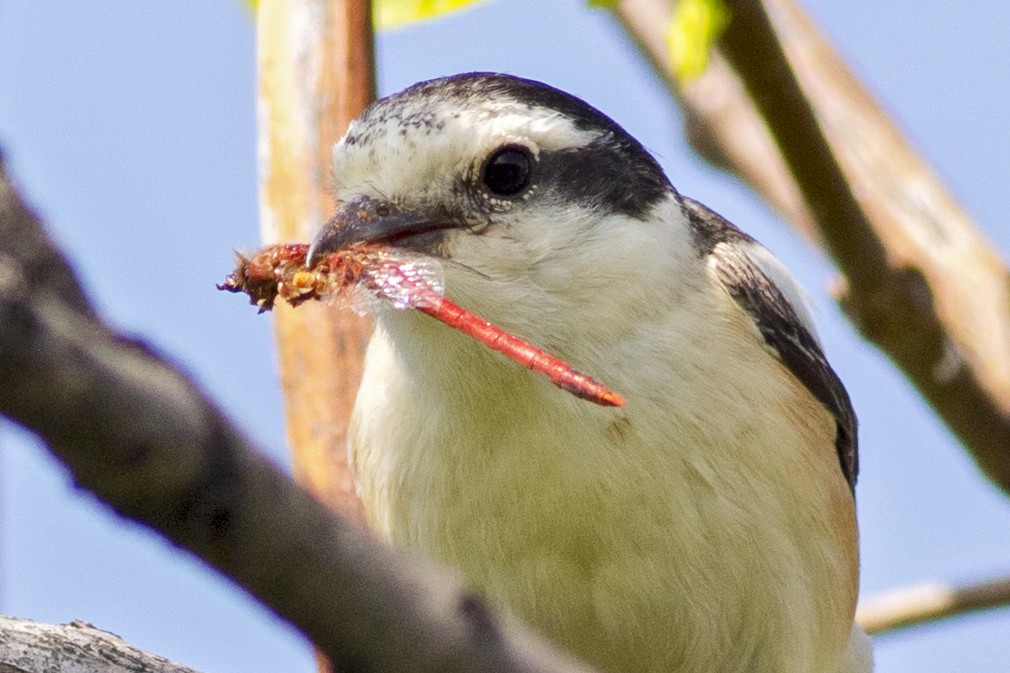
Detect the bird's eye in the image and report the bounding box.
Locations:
[481,145,534,197]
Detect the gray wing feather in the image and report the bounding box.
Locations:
[682,197,858,492]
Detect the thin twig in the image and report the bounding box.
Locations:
[613,0,1010,496]
[857,576,1010,636]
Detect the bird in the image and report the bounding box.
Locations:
[308,72,873,673]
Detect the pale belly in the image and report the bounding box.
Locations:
[349,323,860,673]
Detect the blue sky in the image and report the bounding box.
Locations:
[1,1,1009,671]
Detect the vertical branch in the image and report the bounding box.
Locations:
[256,0,375,522]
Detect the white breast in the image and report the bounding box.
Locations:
[348,275,864,673]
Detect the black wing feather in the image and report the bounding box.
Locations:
[682,197,858,492]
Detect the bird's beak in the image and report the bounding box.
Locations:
[307,197,450,268]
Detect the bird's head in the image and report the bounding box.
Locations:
[309,73,693,343]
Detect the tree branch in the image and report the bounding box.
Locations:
[0,617,203,673]
[857,576,1010,636]
[613,0,1010,495]
[0,152,596,673]
[256,0,375,523]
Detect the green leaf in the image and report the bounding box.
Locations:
[375,0,488,30]
[585,0,619,8]
[666,0,730,81]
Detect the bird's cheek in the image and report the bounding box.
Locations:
[436,227,502,267]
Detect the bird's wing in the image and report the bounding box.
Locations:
[681,197,858,492]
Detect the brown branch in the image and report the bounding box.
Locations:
[0,617,203,673]
[256,0,375,522]
[857,576,1010,636]
[613,0,1010,495]
[614,2,815,233]
[0,153,598,673]
[720,1,888,289]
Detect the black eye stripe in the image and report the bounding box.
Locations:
[535,141,672,219]
[482,145,534,197]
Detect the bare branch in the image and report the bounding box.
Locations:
[0,152,597,673]
[613,0,1010,495]
[0,165,95,319]
[256,0,376,522]
[857,576,1010,636]
[0,617,203,673]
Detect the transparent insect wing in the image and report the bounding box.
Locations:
[362,252,445,311]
